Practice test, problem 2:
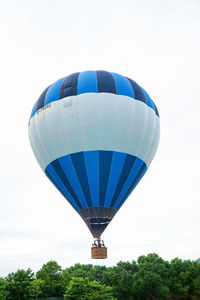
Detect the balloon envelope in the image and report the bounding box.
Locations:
[29,70,160,238]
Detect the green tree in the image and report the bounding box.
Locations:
[67,263,94,280]
[6,268,34,300]
[168,258,200,299]
[36,260,62,297]
[60,269,72,295]
[30,278,44,300]
[104,261,137,299]
[193,273,200,299]
[132,253,170,300]
[66,264,108,284]
[168,258,191,298]
[64,277,115,300]
[0,277,9,300]
[90,265,108,283]
[192,261,200,299]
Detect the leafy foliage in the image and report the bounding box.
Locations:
[132,253,170,299]
[63,277,115,300]
[36,261,63,297]
[1,254,200,300]
[6,268,34,300]
[30,279,44,300]
[0,277,9,300]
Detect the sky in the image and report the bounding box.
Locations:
[0,0,200,277]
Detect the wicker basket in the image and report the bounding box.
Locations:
[91,247,107,259]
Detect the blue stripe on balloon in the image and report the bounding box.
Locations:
[152,101,159,117]
[112,72,135,98]
[44,77,66,106]
[30,101,37,119]
[142,88,156,111]
[105,152,126,207]
[59,156,88,209]
[51,159,83,210]
[35,86,51,111]
[110,154,136,207]
[59,72,80,99]
[31,70,159,120]
[126,77,147,105]
[71,152,93,207]
[77,71,97,95]
[84,151,99,207]
[44,151,148,212]
[113,158,144,209]
[96,71,117,94]
[117,163,147,209]
[99,151,113,207]
[45,164,80,211]
[123,164,146,202]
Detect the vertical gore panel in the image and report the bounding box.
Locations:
[117,163,147,209]
[59,72,80,99]
[59,156,88,209]
[35,86,51,111]
[45,164,80,211]
[110,154,136,207]
[44,152,148,216]
[77,71,97,95]
[126,77,147,104]
[51,160,83,210]
[142,88,155,111]
[112,72,135,98]
[99,151,113,207]
[105,152,126,207]
[44,77,66,105]
[113,158,144,209]
[84,151,99,207]
[30,101,37,119]
[142,88,160,116]
[96,71,117,94]
[152,101,159,117]
[71,152,93,207]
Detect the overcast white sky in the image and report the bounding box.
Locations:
[0,0,200,277]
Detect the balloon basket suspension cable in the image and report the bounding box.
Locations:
[91,237,107,259]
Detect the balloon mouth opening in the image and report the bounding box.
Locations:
[90,217,110,237]
[78,207,118,238]
[90,217,110,225]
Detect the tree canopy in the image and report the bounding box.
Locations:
[1,254,200,300]
[64,277,115,300]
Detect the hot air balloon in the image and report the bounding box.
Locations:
[28,70,160,259]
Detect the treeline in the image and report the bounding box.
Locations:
[1,253,200,300]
